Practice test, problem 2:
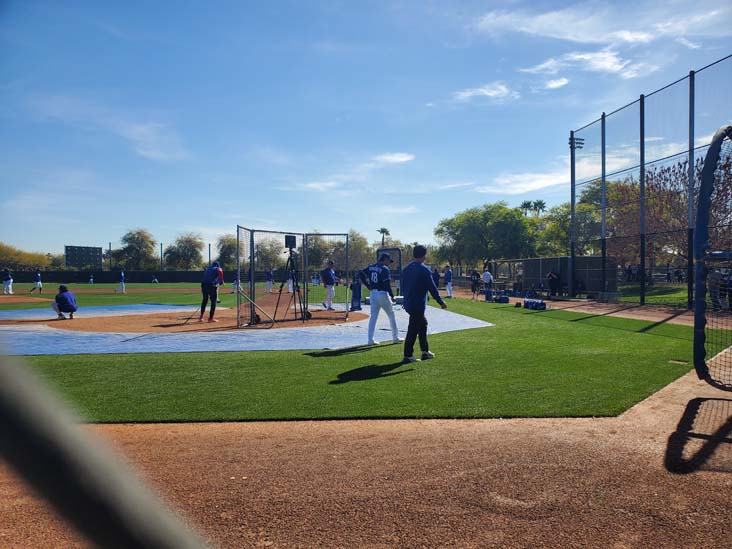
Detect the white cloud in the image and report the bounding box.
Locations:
[620,62,660,80]
[475,170,567,195]
[676,37,701,49]
[519,58,564,75]
[298,181,340,192]
[521,49,661,80]
[565,50,628,73]
[452,81,519,103]
[29,95,186,161]
[476,7,652,45]
[545,77,569,90]
[373,152,415,164]
[437,182,475,190]
[476,3,732,45]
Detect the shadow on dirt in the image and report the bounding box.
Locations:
[665,397,732,474]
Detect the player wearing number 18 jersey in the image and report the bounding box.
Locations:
[359,253,401,345]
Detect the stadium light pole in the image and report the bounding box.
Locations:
[569,131,583,297]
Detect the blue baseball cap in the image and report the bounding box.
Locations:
[379,253,394,263]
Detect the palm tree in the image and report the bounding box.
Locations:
[377,227,390,247]
[519,200,533,216]
[532,200,547,217]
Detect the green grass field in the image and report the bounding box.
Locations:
[18,294,695,423]
[618,282,689,307]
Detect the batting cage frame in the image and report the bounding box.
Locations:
[236,227,349,328]
[693,125,732,390]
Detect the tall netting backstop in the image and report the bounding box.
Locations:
[693,125,732,389]
[569,54,732,307]
[236,227,349,327]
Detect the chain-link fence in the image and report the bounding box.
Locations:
[570,54,732,307]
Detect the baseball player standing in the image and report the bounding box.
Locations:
[200,260,224,322]
[29,269,43,294]
[359,252,401,345]
[444,265,453,298]
[265,268,274,293]
[401,245,446,364]
[114,270,126,294]
[2,268,13,295]
[320,260,337,311]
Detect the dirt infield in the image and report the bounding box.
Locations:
[0,307,368,333]
[0,295,50,304]
[1,371,731,548]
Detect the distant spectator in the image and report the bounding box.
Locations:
[666,262,672,283]
[470,269,481,300]
[2,268,13,295]
[53,285,78,320]
[482,266,493,290]
[546,271,560,297]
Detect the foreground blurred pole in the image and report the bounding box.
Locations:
[0,352,208,549]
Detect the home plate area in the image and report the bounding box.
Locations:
[0,305,492,356]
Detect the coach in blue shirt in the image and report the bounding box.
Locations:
[401,245,446,364]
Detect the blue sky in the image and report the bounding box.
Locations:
[1,1,730,254]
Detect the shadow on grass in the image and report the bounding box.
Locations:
[493,303,691,340]
[665,397,732,474]
[329,362,414,384]
[306,342,399,358]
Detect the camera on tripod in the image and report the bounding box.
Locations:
[284,234,297,249]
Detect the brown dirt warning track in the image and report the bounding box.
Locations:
[0,294,727,547]
[1,372,731,548]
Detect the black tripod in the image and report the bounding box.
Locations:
[273,248,311,322]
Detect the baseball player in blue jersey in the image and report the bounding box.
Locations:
[265,268,274,293]
[29,269,43,294]
[401,245,446,364]
[114,270,126,294]
[320,260,337,310]
[200,261,224,322]
[359,253,401,345]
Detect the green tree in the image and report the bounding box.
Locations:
[0,242,52,270]
[164,233,204,270]
[216,234,239,271]
[115,229,158,270]
[377,227,390,247]
[532,199,547,217]
[519,200,533,216]
[347,230,373,271]
[434,202,536,267]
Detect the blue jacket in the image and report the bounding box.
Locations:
[55,291,78,313]
[402,260,445,314]
[320,268,335,286]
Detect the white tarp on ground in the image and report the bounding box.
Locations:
[0,306,492,356]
